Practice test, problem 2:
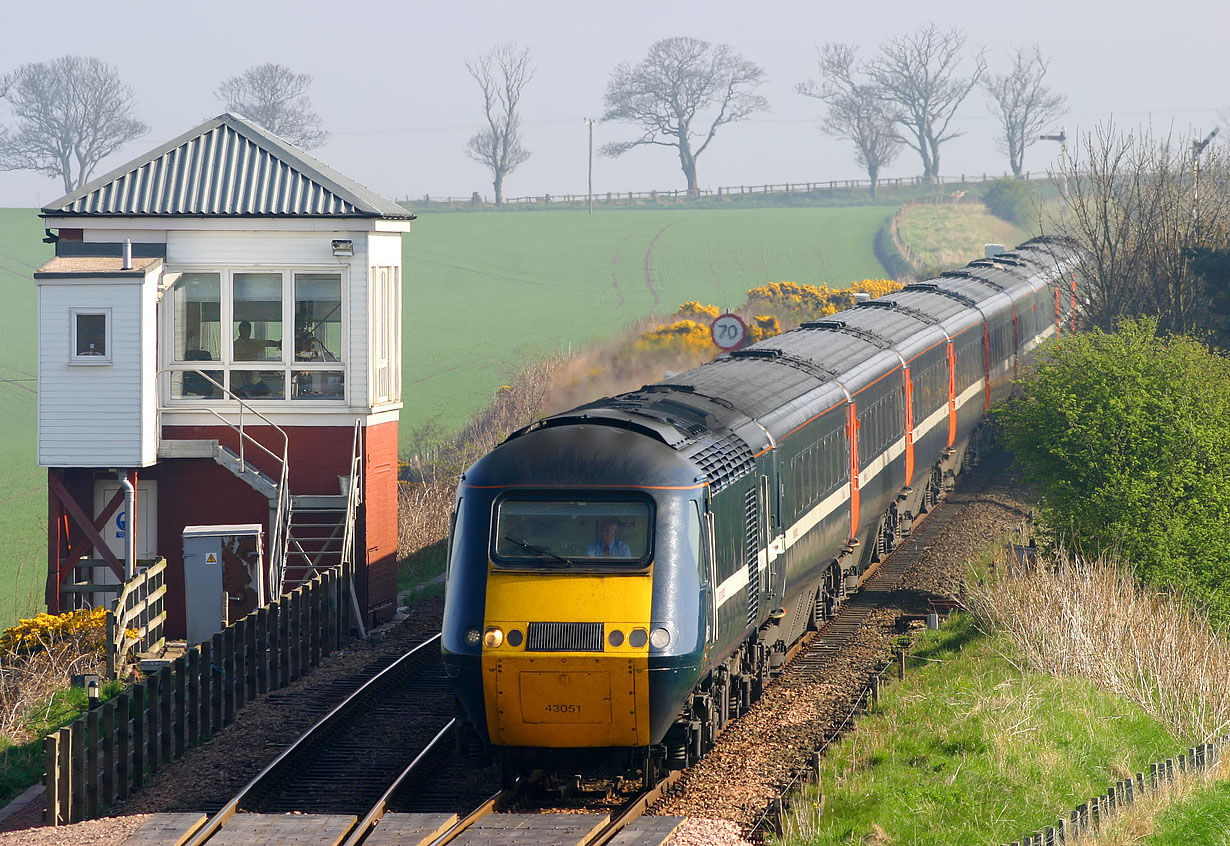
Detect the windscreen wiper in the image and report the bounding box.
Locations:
[503,536,573,568]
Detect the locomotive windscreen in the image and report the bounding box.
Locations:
[491,497,653,568]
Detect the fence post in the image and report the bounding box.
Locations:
[198,640,212,740]
[70,718,84,822]
[270,600,283,690]
[159,666,173,766]
[223,626,236,725]
[86,709,100,819]
[256,607,269,695]
[310,581,322,667]
[44,733,59,825]
[101,700,115,811]
[145,672,160,774]
[299,589,311,678]
[288,592,300,683]
[233,619,246,712]
[210,633,224,733]
[173,656,186,759]
[187,648,200,749]
[117,693,130,801]
[245,612,257,698]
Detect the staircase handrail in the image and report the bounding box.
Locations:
[340,419,366,638]
[156,368,292,598]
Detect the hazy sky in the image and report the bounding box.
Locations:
[0,0,1225,208]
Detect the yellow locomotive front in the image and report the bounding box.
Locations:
[480,495,655,750]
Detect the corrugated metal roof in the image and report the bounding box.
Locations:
[42,113,413,219]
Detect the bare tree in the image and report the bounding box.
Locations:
[601,37,768,197]
[1056,122,1230,334]
[797,44,902,197]
[0,56,148,194]
[215,64,328,149]
[864,24,984,183]
[464,42,534,206]
[982,47,1067,177]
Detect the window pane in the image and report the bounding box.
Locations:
[75,313,107,357]
[493,499,652,567]
[172,273,221,362]
[232,369,284,399]
[233,273,282,361]
[293,370,344,400]
[295,273,343,362]
[172,369,223,399]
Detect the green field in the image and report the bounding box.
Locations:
[400,206,893,440]
[0,204,891,628]
[0,209,53,625]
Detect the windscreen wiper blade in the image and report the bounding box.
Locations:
[503,536,573,568]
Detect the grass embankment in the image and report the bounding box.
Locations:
[779,614,1179,845]
[0,209,52,627]
[780,550,1230,845]
[894,203,1029,277]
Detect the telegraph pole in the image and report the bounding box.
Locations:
[585,118,595,215]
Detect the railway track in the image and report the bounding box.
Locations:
[179,634,457,845]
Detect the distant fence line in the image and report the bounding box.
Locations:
[405,171,1046,210]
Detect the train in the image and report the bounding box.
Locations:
[441,237,1082,786]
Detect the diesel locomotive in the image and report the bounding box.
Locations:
[442,237,1082,784]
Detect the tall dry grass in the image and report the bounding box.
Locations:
[967,551,1230,744]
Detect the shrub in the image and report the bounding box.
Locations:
[981,178,1034,225]
[1000,317,1230,624]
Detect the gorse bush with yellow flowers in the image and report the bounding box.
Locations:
[746,278,901,328]
[0,607,107,658]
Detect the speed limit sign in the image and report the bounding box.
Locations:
[710,313,747,350]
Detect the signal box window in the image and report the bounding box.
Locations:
[70,309,110,364]
[493,498,653,568]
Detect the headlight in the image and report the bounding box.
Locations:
[483,627,504,649]
[650,627,671,649]
[464,627,482,646]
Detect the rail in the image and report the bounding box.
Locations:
[181,633,443,846]
[44,566,351,825]
[156,368,291,595]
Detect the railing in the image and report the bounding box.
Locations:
[341,419,366,638]
[105,559,167,679]
[403,172,1043,210]
[44,566,351,825]
[156,369,292,597]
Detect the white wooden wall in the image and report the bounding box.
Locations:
[37,273,158,467]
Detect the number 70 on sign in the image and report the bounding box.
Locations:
[710,313,747,351]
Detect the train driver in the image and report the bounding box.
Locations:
[585,519,631,557]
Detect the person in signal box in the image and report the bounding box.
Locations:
[585,518,631,557]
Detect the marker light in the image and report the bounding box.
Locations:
[628,628,648,648]
[507,629,523,647]
[608,629,625,647]
[650,627,671,649]
[483,627,504,649]
[464,627,482,646]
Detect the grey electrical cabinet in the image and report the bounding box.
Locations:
[182,524,264,644]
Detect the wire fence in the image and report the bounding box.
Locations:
[404,172,1048,210]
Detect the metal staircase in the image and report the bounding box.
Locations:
[158,374,363,627]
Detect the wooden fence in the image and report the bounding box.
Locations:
[105,559,167,679]
[406,171,1043,210]
[1001,739,1224,846]
[43,566,352,825]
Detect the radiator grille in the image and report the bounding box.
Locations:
[525,622,605,652]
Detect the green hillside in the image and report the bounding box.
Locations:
[0,209,53,624]
[400,206,893,439]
